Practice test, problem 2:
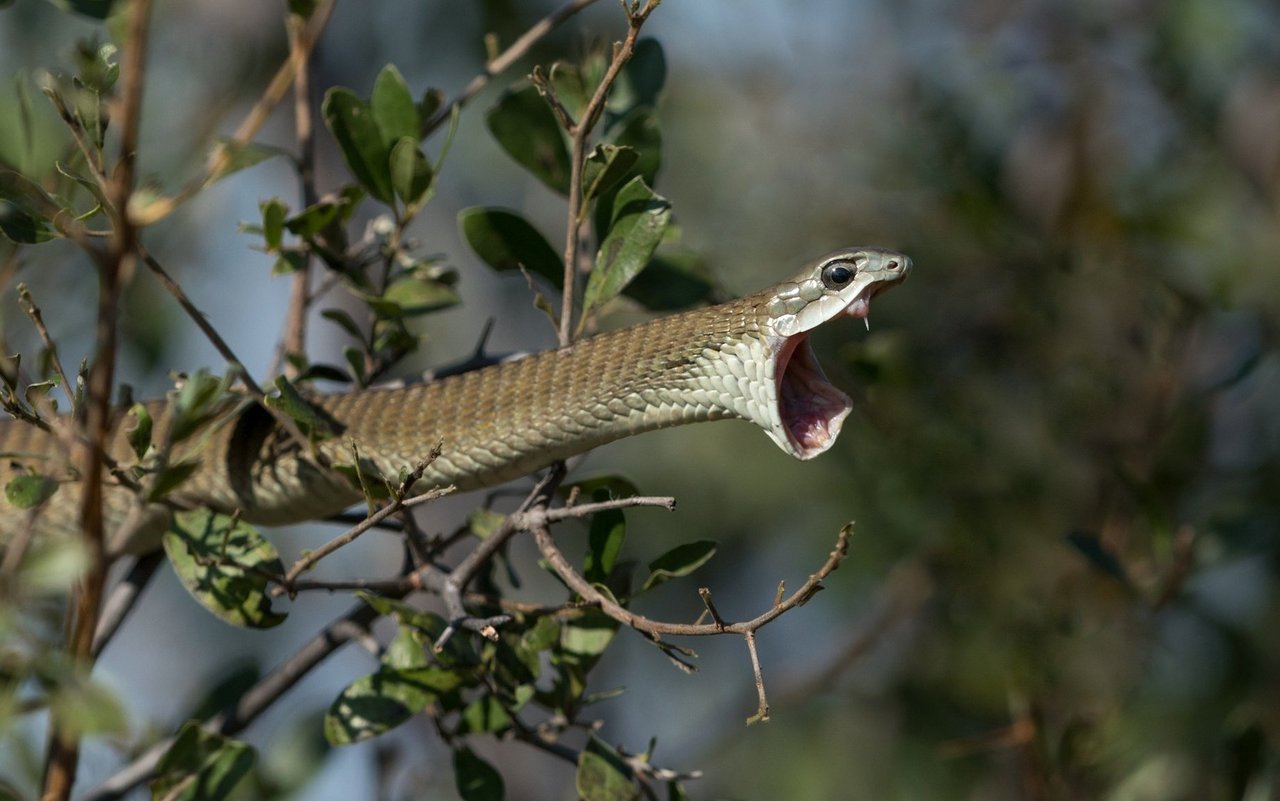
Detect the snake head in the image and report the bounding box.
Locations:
[760,247,911,459]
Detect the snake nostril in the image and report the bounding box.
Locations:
[886,260,900,271]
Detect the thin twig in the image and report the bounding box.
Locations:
[17,284,76,414]
[431,465,567,651]
[744,631,769,724]
[42,2,152,798]
[532,522,854,638]
[421,0,604,138]
[137,245,316,459]
[81,599,384,801]
[557,1,660,345]
[278,6,322,370]
[128,0,337,226]
[278,455,453,589]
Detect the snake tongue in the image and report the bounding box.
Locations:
[775,334,852,459]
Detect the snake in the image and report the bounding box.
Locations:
[0,247,910,552]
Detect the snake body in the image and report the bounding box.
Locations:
[0,248,910,550]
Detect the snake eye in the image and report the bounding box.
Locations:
[821,261,856,290]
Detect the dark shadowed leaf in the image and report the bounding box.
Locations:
[163,509,286,629]
[622,250,715,311]
[486,83,571,194]
[583,144,639,204]
[152,722,255,801]
[607,38,666,118]
[642,541,717,592]
[324,665,467,744]
[0,200,54,244]
[583,177,671,318]
[455,746,504,801]
[390,137,434,206]
[322,87,394,204]
[458,207,563,288]
[585,508,625,585]
[577,736,637,801]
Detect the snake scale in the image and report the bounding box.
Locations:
[0,248,910,551]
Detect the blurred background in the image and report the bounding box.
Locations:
[2,0,1279,798]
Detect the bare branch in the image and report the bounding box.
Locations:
[532,522,854,638]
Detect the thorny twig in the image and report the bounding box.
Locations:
[533,522,856,718]
[277,447,452,590]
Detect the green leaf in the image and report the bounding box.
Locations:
[168,369,236,443]
[607,38,667,118]
[324,666,465,744]
[610,108,663,186]
[520,615,560,654]
[382,625,430,671]
[585,508,625,585]
[123,403,153,459]
[287,0,320,18]
[460,694,512,734]
[208,140,287,185]
[454,747,505,801]
[642,541,717,592]
[259,198,287,250]
[4,473,58,509]
[576,736,638,801]
[0,170,62,244]
[486,83,571,194]
[322,87,394,204]
[46,666,127,738]
[151,722,256,801]
[560,609,618,660]
[458,207,563,288]
[0,200,55,244]
[621,250,715,311]
[321,308,364,341]
[370,65,420,150]
[549,61,591,122]
[163,509,287,629]
[582,144,639,204]
[583,177,671,318]
[264,375,335,439]
[419,87,445,123]
[15,536,89,592]
[357,592,477,666]
[390,137,434,207]
[468,507,506,540]
[376,275,458,317]
[149,459,200,500]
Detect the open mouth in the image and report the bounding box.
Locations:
[775,333,852,459]
[770,277,899,459]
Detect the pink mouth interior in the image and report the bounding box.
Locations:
[776,334,853,458]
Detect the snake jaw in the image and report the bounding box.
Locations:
[769,333,853,459]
